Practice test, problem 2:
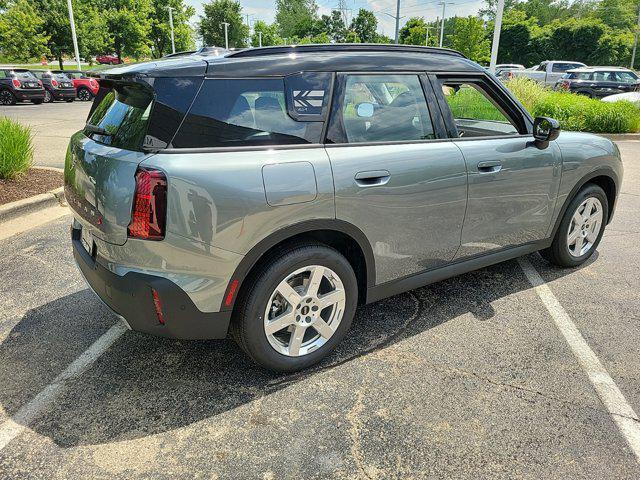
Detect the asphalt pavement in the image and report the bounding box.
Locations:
[0,120,639,476]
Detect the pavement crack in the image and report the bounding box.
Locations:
[346,383,374,480]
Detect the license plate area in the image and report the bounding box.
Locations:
[80,226,95,256]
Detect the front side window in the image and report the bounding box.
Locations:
[440,82,519,138]
[172,76,329,148]
[327,74,435,144]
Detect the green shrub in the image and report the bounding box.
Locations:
[0,117,34,179]
[505,77,640,134]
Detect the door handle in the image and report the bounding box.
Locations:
[477,161,502,173]
[354,170,391,187]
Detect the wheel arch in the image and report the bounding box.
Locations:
[550,167,619,239]
[222,220,376,312]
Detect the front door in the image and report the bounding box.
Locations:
[325,73,468,284]
[434,76,562,259]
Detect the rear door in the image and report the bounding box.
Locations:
[432,74,562,259]
[325,73,468,285]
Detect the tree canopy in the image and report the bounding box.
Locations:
[199,0,248,48]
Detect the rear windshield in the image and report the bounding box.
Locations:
[13,70,37,81]
[53,73,71,81]
[87,84,153,151]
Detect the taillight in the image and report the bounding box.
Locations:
[128,168,167,240]
[90,79,97,87]
[11,79,21,88]
[51,79,58,88]
[37,80,43,86]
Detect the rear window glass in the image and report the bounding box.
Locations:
[172,76,329,149]
[552,63,584,73]
[87,84,153,151]
[13,70,37,81]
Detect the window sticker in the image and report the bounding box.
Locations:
[293,90,325,114]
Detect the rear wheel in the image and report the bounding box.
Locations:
[43,89,53,103]
[232,243,358,372]
[541,184,608,268]
[77,87,93,101]
[0,90,16,105]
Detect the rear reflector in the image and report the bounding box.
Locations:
[225,279,239,307]
[128,168,167,240]
[151,288,165,325]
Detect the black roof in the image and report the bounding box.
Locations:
[93,44,481,81]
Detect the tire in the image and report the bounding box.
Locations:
[43,89,53,103]
[0,90,16,105]
[540,184,608,268]
[77,87,93,101]
[232,242,358,372]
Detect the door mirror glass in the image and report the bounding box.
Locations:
[356,102,374,118]
[533,116,561,144]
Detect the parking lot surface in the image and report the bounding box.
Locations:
[0,101,90,168]
[0,137,639,477]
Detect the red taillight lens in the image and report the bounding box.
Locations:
[12,79,21,88]
[37,80,43,86]
[128,168,167,240]
[51,79,58,88]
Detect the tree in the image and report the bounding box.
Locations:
[251,20,283,47]
[0,0,49,62]
[399,17,427,44]
[479,0,518,20]
[101,0,154,62]
[350,9,378,43]
[447,16,490,64]
[275,0,318,39]
[318,10,346,42]
[199,0,248,48]
[150,0,195,57]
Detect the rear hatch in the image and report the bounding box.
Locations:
[12,70,41,89]
[65,81,155,245]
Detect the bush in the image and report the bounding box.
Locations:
[505,77,640,134]
[0,117,34,180]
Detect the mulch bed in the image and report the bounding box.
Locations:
[0,168,64,206]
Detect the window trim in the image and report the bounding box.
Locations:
[431,73,532,139]
[324,71,447,146]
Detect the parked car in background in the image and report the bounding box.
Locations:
[0,68,45,105]
[508,61,587,86]
[52,70,99,101]
[555,67,640,98]
[33,71,76,103]
[66,44,622,372]
[602,91,640,105]
[495,63,525,79]
[96,54,121,65]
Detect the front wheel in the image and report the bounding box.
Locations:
[43,89,53,103]
[232,243,358,372]
[541,184,608,268]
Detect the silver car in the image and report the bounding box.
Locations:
[65,45,623,372]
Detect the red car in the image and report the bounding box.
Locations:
[95,54,121,65]
[52,70,99,101]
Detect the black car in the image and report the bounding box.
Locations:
[555,67,640,98]
[0,69,46,105]
[32,71,76,103]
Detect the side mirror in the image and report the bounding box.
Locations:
[356,102,375,118]
[533,116,561,148]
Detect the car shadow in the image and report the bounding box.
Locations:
[0,253,588,447]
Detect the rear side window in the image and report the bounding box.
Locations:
[87,84,153,151]
[552,63,583,73]
[172,75,330,149]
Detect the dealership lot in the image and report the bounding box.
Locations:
[0,108,639,477]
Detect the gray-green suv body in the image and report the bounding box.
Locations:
[65,45,623,371]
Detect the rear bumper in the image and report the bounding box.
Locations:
[72,225,232,340]
[14,89,45,101]
[52,88,76,100]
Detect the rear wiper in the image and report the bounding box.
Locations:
[84,123,112,136]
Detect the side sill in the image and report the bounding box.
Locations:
[366,241,550,304]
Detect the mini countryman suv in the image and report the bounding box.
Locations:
[65,45,622,372]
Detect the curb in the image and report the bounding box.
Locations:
[598,133,640,141]
[0,187,66,223]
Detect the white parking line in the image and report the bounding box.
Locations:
[0,322,127,451]
[518,257,640,463]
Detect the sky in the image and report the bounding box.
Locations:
[185,0,485,39]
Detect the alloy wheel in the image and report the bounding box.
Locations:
[78,89,92,101]
[263,265,346,357]
[44,90,52,103]
[0,90,15,105]
[567,197,603,257]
